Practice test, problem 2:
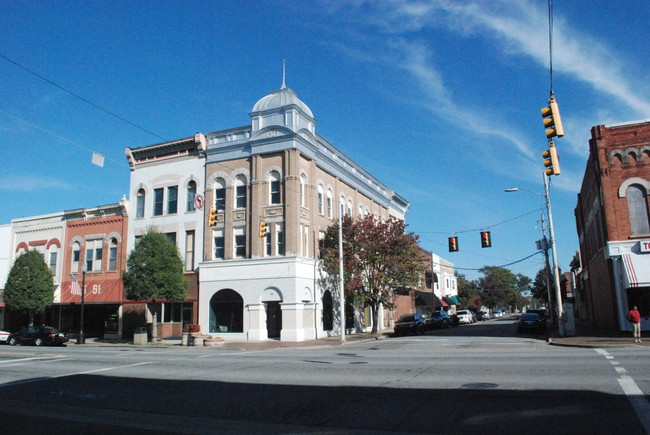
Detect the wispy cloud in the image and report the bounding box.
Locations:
[0,175,73,192]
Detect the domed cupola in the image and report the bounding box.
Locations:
[250,67,316,136]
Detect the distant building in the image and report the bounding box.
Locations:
[574,121,650,332]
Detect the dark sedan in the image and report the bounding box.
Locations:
[425,311,451,330]
[393,314,425,336]
[8,325,69,346]
[516,313,547,333]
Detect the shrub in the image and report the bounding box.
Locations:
[183,323,200,333]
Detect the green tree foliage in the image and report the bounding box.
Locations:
[4,250,54,325]
[477,266,532,310]
[456,273,478,309]
[122,229,188,341]
[532,267,567,307]
[320,215,426,334]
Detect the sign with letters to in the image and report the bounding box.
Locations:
[640,240,650,253]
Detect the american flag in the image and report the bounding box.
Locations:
[70,274,82,296]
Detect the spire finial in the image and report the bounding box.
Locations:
[281,59,286,89]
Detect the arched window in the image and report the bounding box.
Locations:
[318,185,324,215]
[71,242,81,273]
[347,200,353,216]
[136,188,145,218]
[186,180,197,212]
[209,289,244,333]
[627,184,650,235]
[235,175,247,209]
[269,171,281,204]
[299,174,307,207]
[108,238,118,272]
[327,189,333,218]
[215,178,226,211]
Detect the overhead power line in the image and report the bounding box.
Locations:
[0,53,168,142]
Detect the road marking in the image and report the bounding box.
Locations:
[595,348,650,434]
[0,356,63,364]
[0,362,152,388]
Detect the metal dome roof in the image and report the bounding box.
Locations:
[251,86,313,119]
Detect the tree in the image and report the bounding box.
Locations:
[476,266,531,311]
[456,273,478,309]
[532,267,567,311]
[122,229,188,342]
[320,215,426,334]
[4,250,54,326]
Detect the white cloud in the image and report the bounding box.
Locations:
[0,176,73,192]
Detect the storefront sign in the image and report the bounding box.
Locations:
[640,240,650,253]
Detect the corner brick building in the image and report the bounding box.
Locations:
[575,121,650,332]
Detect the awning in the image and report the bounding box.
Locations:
[415,292,448,308]
[443,296,459,306]
[622,254,650,288]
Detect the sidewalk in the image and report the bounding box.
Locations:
[66,331,391,350]
[548,318,647,348]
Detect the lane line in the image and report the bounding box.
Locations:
[0,362,152,388]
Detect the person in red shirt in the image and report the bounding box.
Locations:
[627,306,642,343]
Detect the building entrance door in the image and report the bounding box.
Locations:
[266,302,282,339]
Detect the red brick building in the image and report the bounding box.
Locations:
[575,121,650,332]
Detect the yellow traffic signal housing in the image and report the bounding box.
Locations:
[208,208,217,226]
[542,143,561,176]
[448,236,459,252]
[480,231,492,248]
[259,220,268,238]
[541,96,564,139]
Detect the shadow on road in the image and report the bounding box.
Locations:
[0,373,644,434]
[417,316,549,341]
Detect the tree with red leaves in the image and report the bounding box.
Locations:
[320,214,426,334]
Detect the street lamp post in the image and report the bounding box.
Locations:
[77,265,87,344]
[505,174,565,337]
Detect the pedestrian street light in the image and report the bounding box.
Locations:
[505,175,565,337]
[77,264,87,344]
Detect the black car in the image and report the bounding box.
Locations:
[394,314,425,336]
[425,311,451,330]
[525,309,548,320]
[517,313,547,333]
[8,325,69,346]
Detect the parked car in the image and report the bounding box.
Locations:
[470,311,478,323]
[393,314,425,336]
[0,330,9,343]
[425,311,451,330]
[492,310,503,318]
[517,313,547,333]
[476,311,490,321]
[525,309,547,320]
[7,325,69,346]
[456,310,474,324]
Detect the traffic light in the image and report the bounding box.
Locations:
[448,236,459,252]
[208,208,217,226]
[259,220,268,238]
[542,141,561,176]
[480,231,492,248]
[541,95,564,138]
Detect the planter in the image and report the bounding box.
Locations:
[192,336,205,346]
[181,332,190,346]
[204,339,224,347]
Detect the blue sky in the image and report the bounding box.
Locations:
[1,1,649,281]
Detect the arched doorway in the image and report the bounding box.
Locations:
[262,288,282,339]
[209,289,243,333]
[322,290,333,331]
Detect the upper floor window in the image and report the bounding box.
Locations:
[85,239,103,272]
[234,229,246,258]
[300,174,307,207]
[167,186,178,214]
[185,231,195,271]
[186,181,197,212]
[318,185,324,215]
[214,230,225,260]
[49,249,57,275]
[627,184,650,235]
[215,178,226,211]
[269,171,282,204]
[235,175,247,209]
[108,238,118,272]
[153,188,164,216]
[136,189,145,218]
[327,189,333,219]
[277,225,285,256]
[71,242,81,273]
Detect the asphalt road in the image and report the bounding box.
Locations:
[0,317,649,434]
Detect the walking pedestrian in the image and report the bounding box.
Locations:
[627,306,642,343]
